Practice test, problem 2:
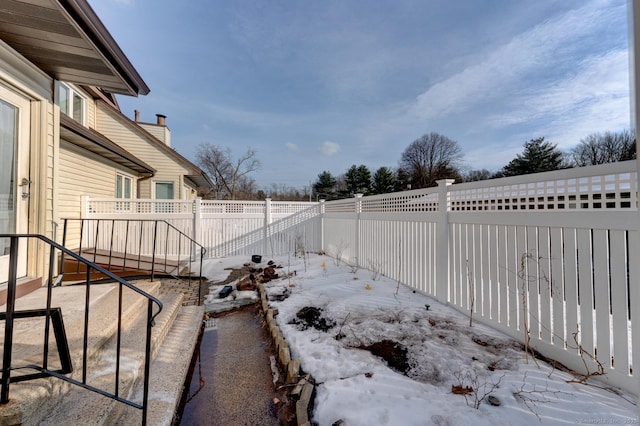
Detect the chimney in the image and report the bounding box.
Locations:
[134,109,140,122]
[156,114,167,126]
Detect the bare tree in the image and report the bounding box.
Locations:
[571,130,636,166]
[399,132,462,188]
[196,143,260,200]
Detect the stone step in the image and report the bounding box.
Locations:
[38,292,189,426]
[0,281,161,425]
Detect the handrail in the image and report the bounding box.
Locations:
[62,218,206,305]
[0,234,163,425]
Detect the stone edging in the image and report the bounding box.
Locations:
[257,284,314,426]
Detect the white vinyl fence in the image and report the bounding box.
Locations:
[322,160,638,395]
[83,197,322,258]
[83,160,639,395]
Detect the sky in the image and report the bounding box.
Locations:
[89,0,632,190]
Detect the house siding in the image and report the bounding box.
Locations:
[95,104,191,199]
[137,122,170,147]
[58,140,139,249]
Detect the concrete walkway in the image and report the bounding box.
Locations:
[179,306,282,425]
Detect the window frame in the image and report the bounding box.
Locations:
[115,172,134,212]
[56,82,86,125]
[154,181,175,213]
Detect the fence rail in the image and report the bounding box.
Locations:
[83,161,639,395]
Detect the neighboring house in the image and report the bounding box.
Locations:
[95,101,212,201]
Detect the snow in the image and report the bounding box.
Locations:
[202,253,638,425]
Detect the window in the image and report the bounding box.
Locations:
[155,182,174,199]
[116,174,132,199]
[57,83,85,124]
[116,173,132,211]
[0,99,17,255]
[155,182,174,213]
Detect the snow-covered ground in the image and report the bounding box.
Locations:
[201,253,638,426]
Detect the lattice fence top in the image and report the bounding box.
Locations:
[321,161,638,213]
[449,168,637,212]
[87,199,194,214]
[362,191,439,212]
[201,200,265,214]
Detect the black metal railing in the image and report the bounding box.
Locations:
[0,234,163,425]
[61,219,206,304]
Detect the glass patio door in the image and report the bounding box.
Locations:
[0,86,30,283]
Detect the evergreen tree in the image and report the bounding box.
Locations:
[502,137,563,176]
[356,165,372,194]
[313,171,337,200]
[372,167,397,194]
[344,164,372,195]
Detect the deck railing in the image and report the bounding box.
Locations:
[62,218,206,304]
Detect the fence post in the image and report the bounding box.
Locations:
[194,197,202,247]
[81,195,89,219]
[436,179,454,303]
[355,194,363,267]
[319,200,325,253]
[264,198,272,256]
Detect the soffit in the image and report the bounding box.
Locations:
[0,0,149,96]
[185,174,214,190]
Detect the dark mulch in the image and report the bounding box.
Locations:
[358,340,410,374]
[289,306,336,332]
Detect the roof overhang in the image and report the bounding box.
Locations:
[185,174,214,189]
[0,0,149,96]
[60,114,155,176]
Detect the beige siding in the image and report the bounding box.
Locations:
[59,141,121,217]
[137,122,170,147]
[85,90,96,129]
[58,140,137,249]
[96,105,190,199]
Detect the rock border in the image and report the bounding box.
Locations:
[258,283,315,426]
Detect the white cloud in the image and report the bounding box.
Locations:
[411,0,618,121]
[320,141,340,156]
[491,49,630,147]
[286,142,300,152]
[489,49,629,129]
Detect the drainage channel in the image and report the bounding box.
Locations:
[176,305,289,425]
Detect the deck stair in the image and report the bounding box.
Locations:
[62,249,184,282]
[0,281,203,425]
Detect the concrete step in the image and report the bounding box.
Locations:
[0,281,161,425]
[113,305,205,426]
[38,292,191,426]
